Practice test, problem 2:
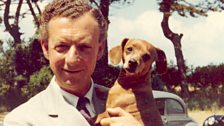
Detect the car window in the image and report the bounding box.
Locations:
[155,99,165,115]
[166,99,184,115]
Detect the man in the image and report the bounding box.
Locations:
[3,0,141,126]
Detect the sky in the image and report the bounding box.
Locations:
[1,0,224,67]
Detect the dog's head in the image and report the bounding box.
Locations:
[109,38,167,76]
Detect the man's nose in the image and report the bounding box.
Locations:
[66,46,80,64]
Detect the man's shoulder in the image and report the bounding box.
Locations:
[4,91,45,122]
[94,83,109,91]
[93,84,109,100]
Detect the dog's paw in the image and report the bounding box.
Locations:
[93,111,110,126]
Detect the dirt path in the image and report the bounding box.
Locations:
[0,112,8,121]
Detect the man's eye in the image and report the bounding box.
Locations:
[78,45,92,51]
[55,45,69,52]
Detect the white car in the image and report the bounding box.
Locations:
[153,90,198,126]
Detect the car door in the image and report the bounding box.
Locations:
[156,98,192,126]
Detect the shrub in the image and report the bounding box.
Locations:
[22,66,53,99]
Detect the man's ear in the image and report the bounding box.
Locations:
[40,39,49,60]
[155,48,167,75]
[97,40,106,61]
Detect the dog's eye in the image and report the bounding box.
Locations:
[126,47,133,52]
[142,54,151,62]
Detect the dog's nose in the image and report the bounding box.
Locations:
[127,59,138,72]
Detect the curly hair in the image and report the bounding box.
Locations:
[39,0,108,42]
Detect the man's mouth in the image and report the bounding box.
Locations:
[62,68,83,73]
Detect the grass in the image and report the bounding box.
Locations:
[185,85,224,126]
[186,85,224,110]
[169,85,224,126]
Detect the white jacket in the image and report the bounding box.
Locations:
[3,78,107,126]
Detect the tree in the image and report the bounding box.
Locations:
[158,0,224,97]
[2,0,40,46]
[0,0,43,108]
[160,63,181,91]
[157,0,224,97]
[188,64,224,88]
[1,0,42,96]
[91,0,135,86]
[198,0,224,12]
[91,0,110,85]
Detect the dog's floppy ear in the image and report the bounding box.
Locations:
[109,46,122,65]
[121,38,129,51]
[155,48,167,75]
[109,38,129,65]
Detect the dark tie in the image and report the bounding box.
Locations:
[77,97,93,125]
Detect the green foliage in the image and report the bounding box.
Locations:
[93,64,120,87]
[156,62,224,92]
[188,64,224,87]
[197,0,224,12]
[0,49,16,86]
[160,64,181,88]
[0,38,49,111]
[0,47,18,111]
[158,0,207,17]
[0,83,9,111]
[22,66,53,99]
[15,39,48,79]
[158,0,224,17]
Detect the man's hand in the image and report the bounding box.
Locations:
[100,107,142,126]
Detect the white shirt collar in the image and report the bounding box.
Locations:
[52,76,94,107]
[60,81,94,107]
[52,76,98,117]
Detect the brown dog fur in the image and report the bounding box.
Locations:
[95,38,167,126]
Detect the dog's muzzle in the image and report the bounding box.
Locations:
[126,59,138,73]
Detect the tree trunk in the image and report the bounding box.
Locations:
[161,12,189,97]
[4,0,22,46]
[98,0,110,66]
[92,0,110,86]
[4,0,24,107]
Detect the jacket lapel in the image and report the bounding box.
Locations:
[40,77,90,126]
[92,84,108,114]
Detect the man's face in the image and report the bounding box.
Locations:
[41,13,104,96]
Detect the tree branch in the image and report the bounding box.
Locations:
[26,0,39,27]
[90,0,100,8]
[4,0,11,32]
[14,0,23,26]
[4,0,22,45]
[161,12,173,40]
[99,0,110,23]
[34,2,41,15]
